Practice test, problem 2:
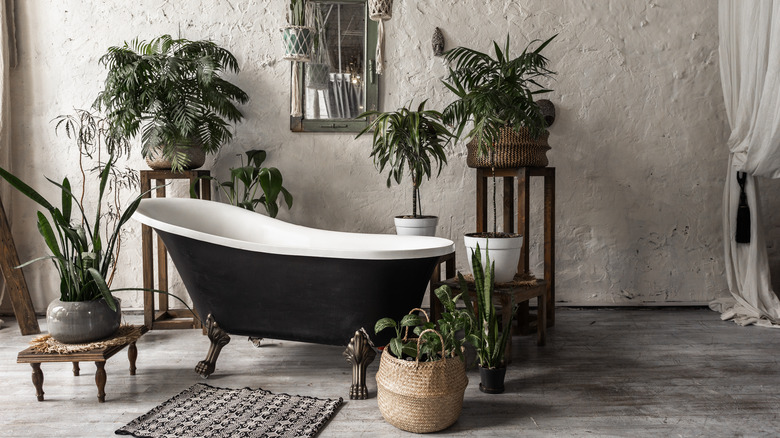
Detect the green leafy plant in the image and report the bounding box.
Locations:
[0,110,197,316]
[458,243,513,368]
[442,35,556,156]
[375,303,471,363]
[0,155,140,311]
[356,100,453,217]
[288,0,306,25]
[191,150,293,218]
[442,35,556,235]
[95,34,249,172]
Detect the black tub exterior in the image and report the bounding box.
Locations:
[158,230,438,346]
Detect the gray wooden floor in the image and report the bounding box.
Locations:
[1,307,779,437]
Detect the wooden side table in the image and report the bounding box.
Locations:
[476,167,555,327]
[140,170,211,330]
[17,326,148,402]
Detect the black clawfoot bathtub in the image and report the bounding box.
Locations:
[133,198,454,399]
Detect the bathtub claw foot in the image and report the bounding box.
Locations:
[344,328,376,400]
[195,314,231,378]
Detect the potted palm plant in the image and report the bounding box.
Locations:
[0,111,143,343]
[356,100,453,236]
[94,35,249,172]
[442,35,556,282]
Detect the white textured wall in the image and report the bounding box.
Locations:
[2,0,731,313]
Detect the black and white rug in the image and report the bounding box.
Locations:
[116,383,343,438]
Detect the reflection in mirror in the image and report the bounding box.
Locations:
[306,2,364,119]
[291,0,378,133]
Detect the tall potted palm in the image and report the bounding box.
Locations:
[356,101,453,236]
[95,35,249,172]
[442,35,556,282]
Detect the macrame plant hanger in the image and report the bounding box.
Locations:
[368,0,393,75]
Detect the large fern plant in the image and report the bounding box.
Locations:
[95,35,249,172]
[356,101,452,218]
[442,35,556,158]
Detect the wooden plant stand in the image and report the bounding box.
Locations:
[16,326,148,402]
[140,170,210,330]
[476,166,556,328]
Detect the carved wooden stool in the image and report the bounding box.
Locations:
[16,326,148,402]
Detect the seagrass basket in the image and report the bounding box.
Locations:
[466,126,550,168]
[375,329,468,433]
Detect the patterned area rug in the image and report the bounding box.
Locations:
[116,383,343,438]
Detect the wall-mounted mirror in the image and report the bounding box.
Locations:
[290,0,379,132]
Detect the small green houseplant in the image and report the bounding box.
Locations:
[95,34,249,172]
[442,35,556,282]
[191,149,293,218]
[356,100,452,236]
[374,307,469,433]
[460,243,512,393]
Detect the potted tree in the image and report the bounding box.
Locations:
[94,35,249,172]
[442,35,556,282]
[356,100,453,236]
[0,111,143,343]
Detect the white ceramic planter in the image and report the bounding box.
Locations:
[394,216,438,236]
[463,233,523,283]
[46,298,121,344]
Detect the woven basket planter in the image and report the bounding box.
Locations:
[368,0,393,20]
[376,330,468,433]
[281,26,313,62]
[466,126,550,169]
[306,63,331,90]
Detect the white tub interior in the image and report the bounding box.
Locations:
[133,198,454,260]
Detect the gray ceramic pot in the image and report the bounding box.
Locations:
[46,298,121,344]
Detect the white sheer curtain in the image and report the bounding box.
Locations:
[710,0,780,326]
[0,0,16,327]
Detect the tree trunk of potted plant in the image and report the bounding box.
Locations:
[393,184,438,236]
[464,154,523,283]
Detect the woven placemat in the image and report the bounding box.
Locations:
[29,325,144,354]
[461,272,538,287]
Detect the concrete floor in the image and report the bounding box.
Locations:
[1,307,779,437]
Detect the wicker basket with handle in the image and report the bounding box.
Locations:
[466,126,550,169]
[376,327,468,433]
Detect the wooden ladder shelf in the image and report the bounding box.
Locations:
[0,196,40,335]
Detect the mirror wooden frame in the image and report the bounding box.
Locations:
[290,0,379,133]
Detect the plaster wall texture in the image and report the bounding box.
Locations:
[2,0,736,313]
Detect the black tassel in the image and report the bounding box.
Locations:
[735,172,750,244]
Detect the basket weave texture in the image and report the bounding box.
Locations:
[466,126,550,169]
[375,331,468,433]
